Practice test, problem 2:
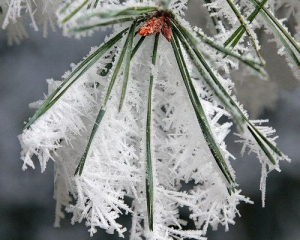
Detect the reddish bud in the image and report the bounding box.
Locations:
[138,17,164,36]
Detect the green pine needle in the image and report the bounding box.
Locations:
[194,31,266,73]
[103,23,136,107]
[75,108,106,176]
[73,17,142,32]
[146,33,159,231]
[247,0,300,67]
[250,0,300,54]
[99,36,145,77]
[59,0,76,14]
[247,126,276,165]
[171,21,245,131]
[119,21,137,112]
[61,0,90,23]
[75,26,145,176]
[87,0,99,9]
[78,6,158,22]
[131,36,146,58]
[224,0,300,68]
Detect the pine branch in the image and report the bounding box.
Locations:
[18,2,293,237]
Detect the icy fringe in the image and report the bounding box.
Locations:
[0,5,29,45]
[259,7,300,80]
[234,119,290,207]
[280,0,300,77]
[204,0,300,80]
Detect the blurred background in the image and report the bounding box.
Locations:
[1,2,300,240]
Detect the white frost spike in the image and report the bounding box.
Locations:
[235,119,290,206]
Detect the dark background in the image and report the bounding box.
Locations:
[1,4,300,240]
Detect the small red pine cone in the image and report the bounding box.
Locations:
[161,22,172,42]
[138,17,165,36]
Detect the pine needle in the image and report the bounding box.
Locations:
[61,0,90,23]
[119,21,137,112]
[103,23,136,106]
[78,6,158,22]
[75,108,106,175]
[146,33,159,231]
[73,17,142,32]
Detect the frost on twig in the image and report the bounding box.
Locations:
[18,33,250,239]
[17,0,294,239]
